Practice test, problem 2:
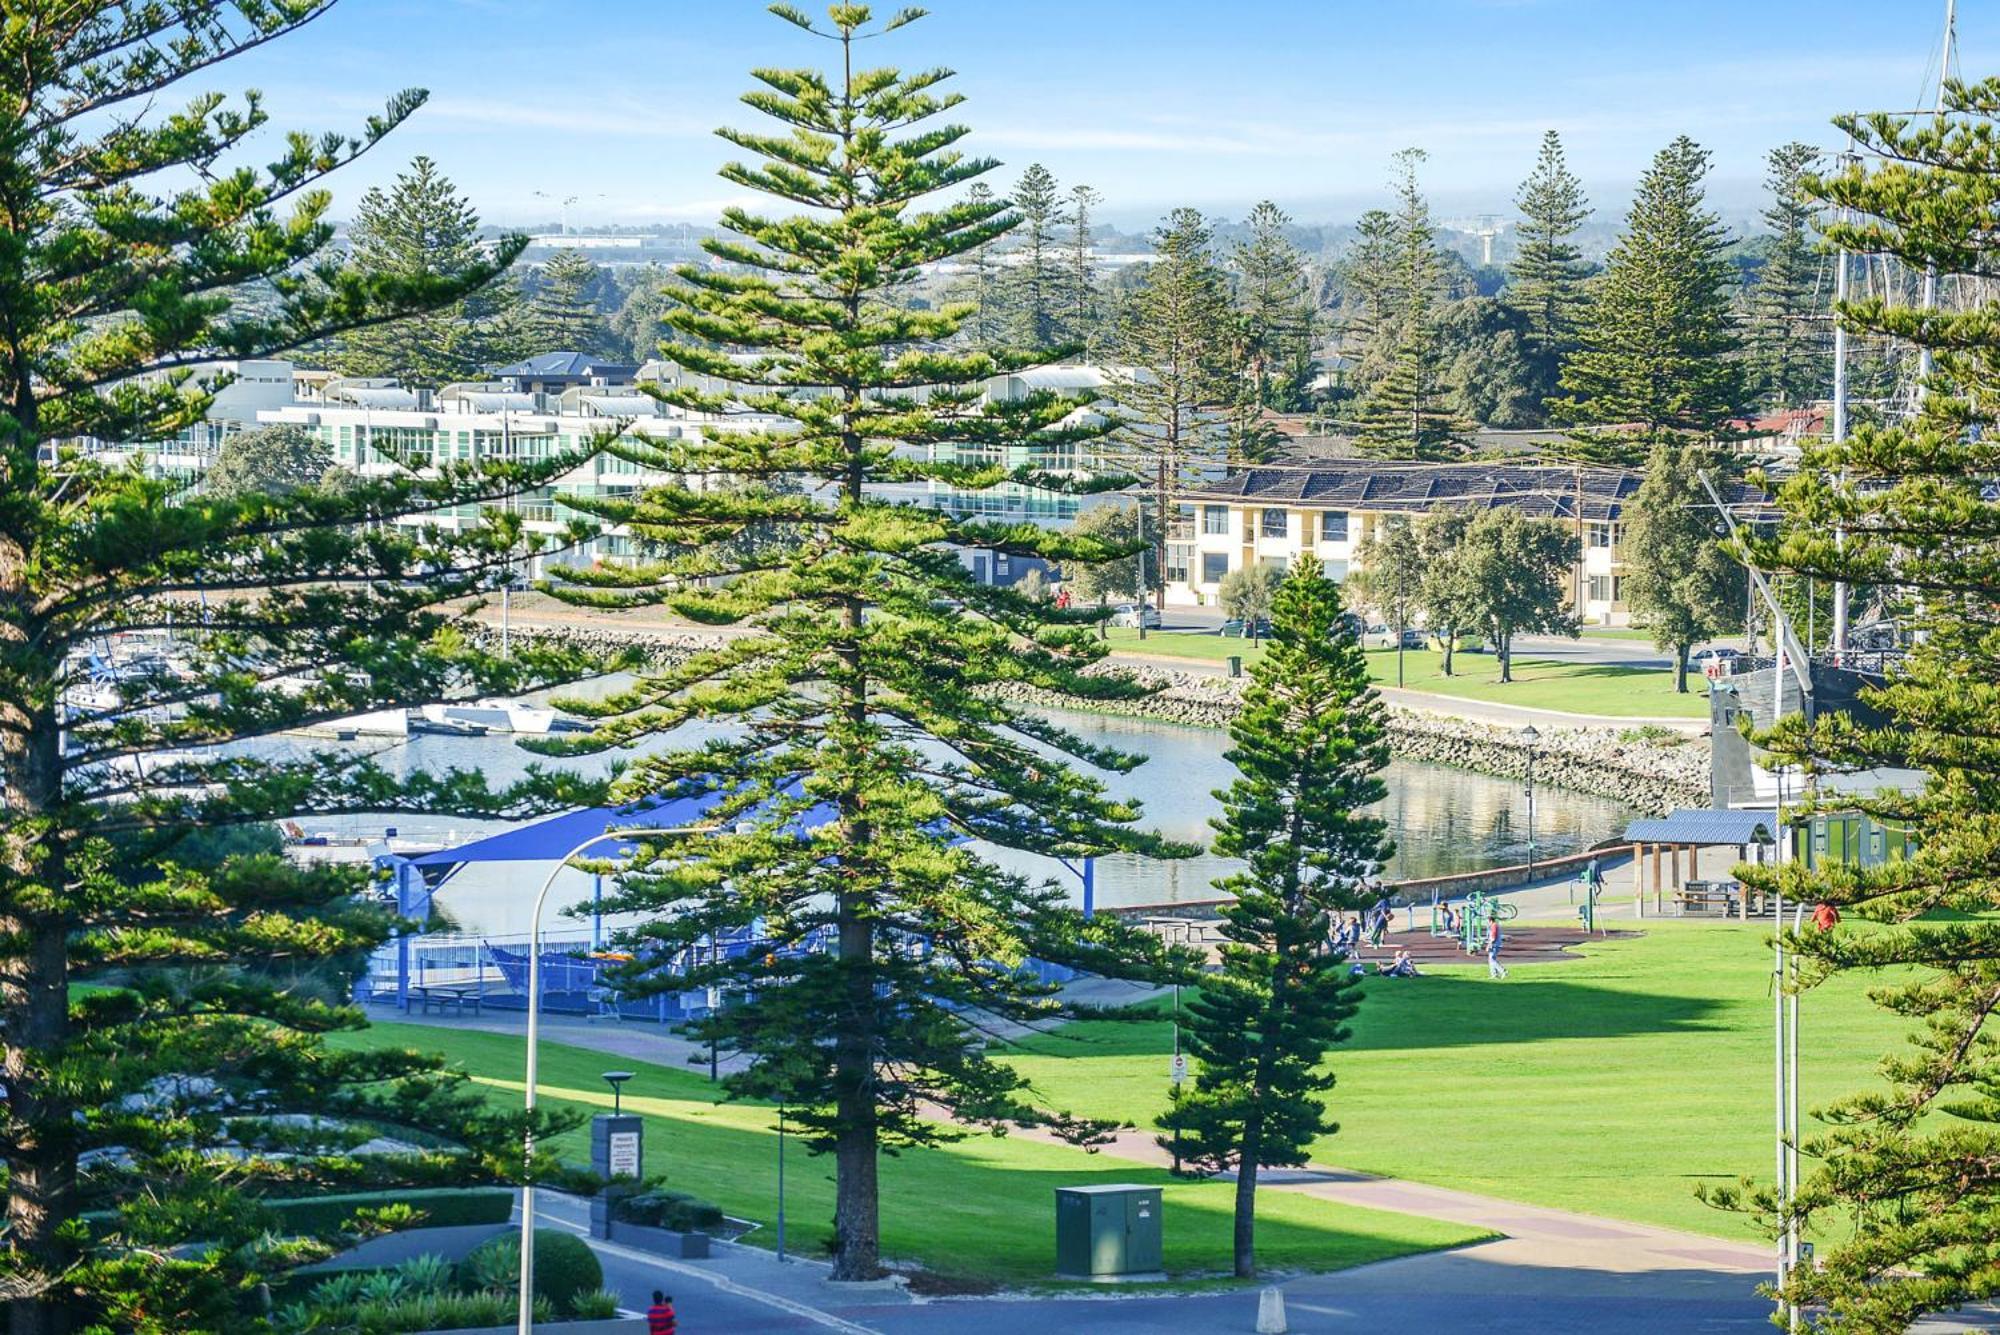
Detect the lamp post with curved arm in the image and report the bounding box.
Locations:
[518,824,706,1335]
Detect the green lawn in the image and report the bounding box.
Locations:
[1102,632,1709,718]
[333,1024,1487,1284]
[1002,923,1908,1242]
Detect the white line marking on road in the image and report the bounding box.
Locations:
[541,1212,879,1333]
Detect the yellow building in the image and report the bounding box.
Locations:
[1174,461,1642,625]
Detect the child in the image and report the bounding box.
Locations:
[648,1291,678,1335]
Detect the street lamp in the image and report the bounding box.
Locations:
[601,1070,633,1116]
[517,824,706,1335]
[1520,724,1541,878]
[776,1106,788,1263]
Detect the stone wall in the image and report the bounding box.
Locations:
[504,624,1709,815]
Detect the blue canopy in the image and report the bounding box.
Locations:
[409,779,838,880]
[1622,809,1777,846]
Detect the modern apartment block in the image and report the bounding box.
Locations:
[257,371,788,571]
[1174,462,1644,624]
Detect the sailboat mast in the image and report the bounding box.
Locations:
[1917,0,1955,397]
[1830,180,1851,657]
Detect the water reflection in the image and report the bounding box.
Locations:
[279,697,1635,928]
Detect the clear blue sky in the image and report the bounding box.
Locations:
[222,0,1980,230]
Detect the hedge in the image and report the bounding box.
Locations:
[263,1187,513,1236]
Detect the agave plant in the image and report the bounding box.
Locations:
[393,1253,453,1294]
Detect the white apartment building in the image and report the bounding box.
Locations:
[1174,462,1645,625]
[257,377,787,571]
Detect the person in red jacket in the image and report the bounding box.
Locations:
[1812,902,1841,932]
[648,1291,678,1335]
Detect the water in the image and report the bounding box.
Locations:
[287,692,1635,933]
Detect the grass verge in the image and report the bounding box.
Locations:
[332,1024,1489,1285]
[1101,633,1709,718]
[1002,922,1906,1241]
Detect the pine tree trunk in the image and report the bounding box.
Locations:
[1154,457,1169,612]
[1233,1138,1259,1279]
[832,876,881,1281]
[2,648,73,1333]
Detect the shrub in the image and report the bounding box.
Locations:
[264,1188,514,1237]
[459,1229,602,1316]
[614,1189,725,1232]
[570,1288,621,1319]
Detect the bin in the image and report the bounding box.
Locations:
[1054,1184,1163,1278]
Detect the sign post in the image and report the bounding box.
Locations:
[588,1113,644,1239]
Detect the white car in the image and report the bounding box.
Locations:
[1108,604,1161,629]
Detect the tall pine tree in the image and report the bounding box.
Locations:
[331,155,509,388]
[1352,150,1469,460]
[1506,130,1592,415]
[1553,136,1743,464]
[0,7,618,1330]
[1067,183,1104,352]
[1715,76,2000,1334]
[1338,208,1403,396]
[1234,201,1316,411]
[1749,142,1826,411]
[1112,208,1238,604]
[1005,162,1067,349]
[1156,557,1389,1279]
[545,4,1179,1282]
[520,247,616,356]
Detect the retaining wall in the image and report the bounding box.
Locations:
[506,624,1710,814]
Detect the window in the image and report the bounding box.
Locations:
[1260,555,1290,573]
[1611,575,1626,603]
[1587,576,1612,602]
[1589,523,1613,549]
[1261,508,1289,539]
[1166,545,1189,584]
[1201,552,1231,584]
[1320,510,1350,543]
[1203,504,1229,535]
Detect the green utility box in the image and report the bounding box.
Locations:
[1054,1184,1163,1279]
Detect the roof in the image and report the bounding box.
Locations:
[491,352,639,378]
[405,781,837,876]
[1188,462,1644,523]
[1622,809,1778,845]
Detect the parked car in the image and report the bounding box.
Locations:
[1108,603,1161,629]
[1220,617,1273,639]
[1361,624,1422,650]
[1431,631,1485,653]
[1692,646,1744,677]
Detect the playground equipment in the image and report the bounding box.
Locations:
[1575,860,1606,934]
[1457,891,1518,954]
[1427,891,1517,953]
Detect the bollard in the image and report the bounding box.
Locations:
[1255,1286,1289,1334]
[1227,654,1243,678]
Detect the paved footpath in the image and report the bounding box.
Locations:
[408,1002,1792,1332]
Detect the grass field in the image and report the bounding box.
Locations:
[1101,632,1710,718]
[333,1024,1488,1284]
[1003,922,1907,1241]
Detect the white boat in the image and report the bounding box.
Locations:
[294,708,411,739]
[419,699,561,734]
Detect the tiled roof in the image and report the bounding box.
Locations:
[491,352,638,378]
[1187,462,1645,523]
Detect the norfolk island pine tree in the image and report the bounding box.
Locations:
[1713,78,2000,1333]
[1157,557,1391,1278]
[537,3,1193,1283]
[0,4,637,1330]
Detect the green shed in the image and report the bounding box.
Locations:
[1054,1184,1163,1278]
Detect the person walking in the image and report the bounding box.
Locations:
[1486,919,1508,980]
[648,1290,679,1335]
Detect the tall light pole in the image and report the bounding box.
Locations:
[1520,724,1541,878]
[517,824,706,1335]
